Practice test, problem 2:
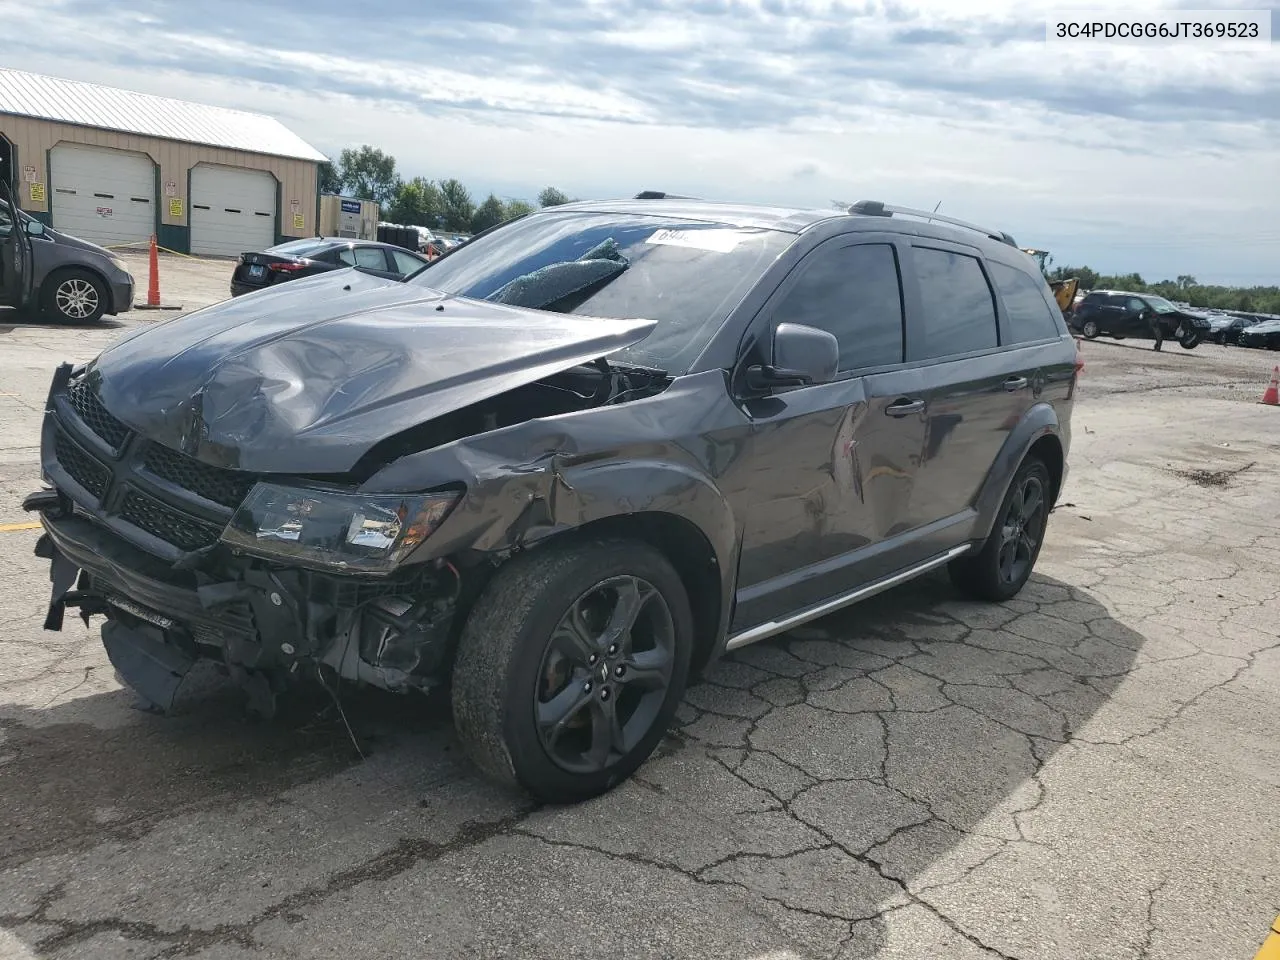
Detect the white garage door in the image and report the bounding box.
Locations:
[50,143,155,247]
[190,165,277,257]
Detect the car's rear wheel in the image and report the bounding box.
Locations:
[949,456,1051,603]
[1081,320,1099,339]
[43,269,108,323]
[451,538,693,804]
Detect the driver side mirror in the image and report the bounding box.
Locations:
[745,322,840,392]
[25,219,45,237]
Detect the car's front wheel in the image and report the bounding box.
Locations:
[1081,320,1100,339]
[452,538,693,804]
[43,269,108,323]
[949,456,1051,602]
[1179,331,1202,349]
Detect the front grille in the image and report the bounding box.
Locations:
[53,429,110,500]
[142,443,255,509]
[66,377,131,449]
[120,489,224,552]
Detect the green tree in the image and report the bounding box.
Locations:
[438,178,475,232]
[338,145,399,207]
[317,159,342,195]
[503,198,536,220]
[537,186,572,207]
[387,177,444,226]
[471,193,508,233]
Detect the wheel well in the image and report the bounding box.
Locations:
[1028,434,1064,504]
[41,265,113,313]
[541,512,724,675]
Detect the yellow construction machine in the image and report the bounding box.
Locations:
[1021,248,1079,314]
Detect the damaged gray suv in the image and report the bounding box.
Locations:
[24,194,1079,803]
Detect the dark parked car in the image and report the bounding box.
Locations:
[1069,290,1211,348]
[1237,317,1280,350]
[1204,312,1258,345]
[230,237,430,297]
[24,195,1079,803]
[0,179,135,323]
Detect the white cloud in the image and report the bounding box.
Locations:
[2,0,1278,283]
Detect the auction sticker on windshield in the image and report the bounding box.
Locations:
[645,228,746,254]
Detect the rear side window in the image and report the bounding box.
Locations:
[912,247,998,359]
[987,261,1061,343]
[770,242,904,372]
[353,247,387,270]
[391,250,425,275]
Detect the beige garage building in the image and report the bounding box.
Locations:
[0,68,326,256]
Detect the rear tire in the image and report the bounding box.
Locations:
[949,457,1052,602]
[43,269,108,324]
[452,538,693,804]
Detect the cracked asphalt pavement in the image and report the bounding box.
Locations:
[2,266,1279,959]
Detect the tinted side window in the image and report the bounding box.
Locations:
[913,247,998,360]
[771,243,904,372]
[987,261,1061,343]
[354,247,388,270]
[391,250,425,275]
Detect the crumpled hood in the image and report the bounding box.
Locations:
[88,269,656,474]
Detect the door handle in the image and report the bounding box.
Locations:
[1003,376,1029,392]
[885,398,925,417]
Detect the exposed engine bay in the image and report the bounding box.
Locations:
[28,350,671,722]
[356,360,671,477]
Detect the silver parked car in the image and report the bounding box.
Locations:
[1,180,135,323]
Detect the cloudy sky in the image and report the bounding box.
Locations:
[4,0,1278,284]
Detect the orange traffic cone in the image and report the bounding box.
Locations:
[1262,366,1280,406]
[133,235,182,311]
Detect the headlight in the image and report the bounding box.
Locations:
[109,256,129,274]
[221,483,461,573]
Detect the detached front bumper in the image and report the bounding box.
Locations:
[26,363,461,714]
[28,494,312,711]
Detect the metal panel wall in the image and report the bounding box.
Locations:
[0,113,318,250]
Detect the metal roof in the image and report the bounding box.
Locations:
[0,68,327,163]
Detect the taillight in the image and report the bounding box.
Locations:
[1074,341,1085,375]
[268,260,308,272]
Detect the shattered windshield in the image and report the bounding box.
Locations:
[410,211,795,374]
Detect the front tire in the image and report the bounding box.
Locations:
[43,269,108,323]
[1179,332,1202,349]
[452,538,693,804]
[949,457,1052,602]
[1081,320,1099,339]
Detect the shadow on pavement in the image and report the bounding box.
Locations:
[0,570,1142,958]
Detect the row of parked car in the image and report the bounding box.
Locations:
[1064,288,1280,350]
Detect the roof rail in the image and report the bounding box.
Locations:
[848,200,1018,248]
[634,190,699,200]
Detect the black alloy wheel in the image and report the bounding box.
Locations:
[949,456,1052,602]
[534,575,676,775]
[452,538,693,804]
[995,472,1048,588]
